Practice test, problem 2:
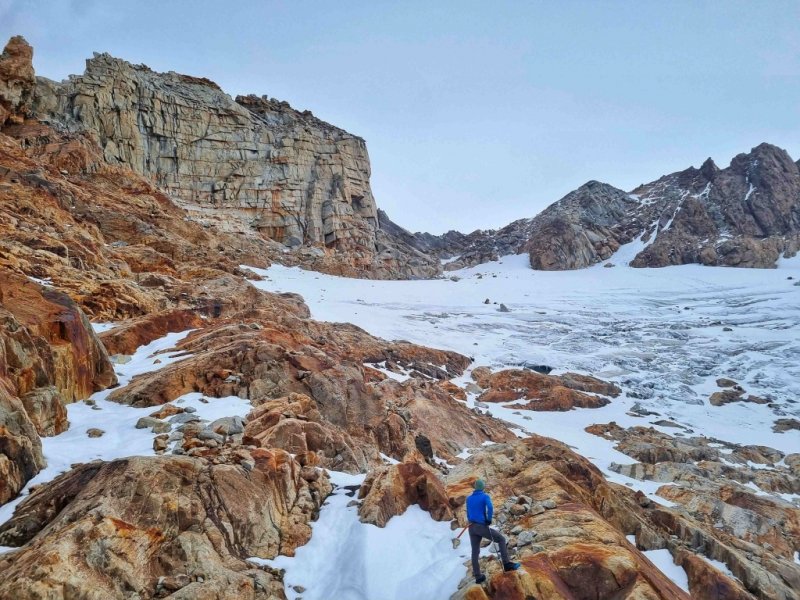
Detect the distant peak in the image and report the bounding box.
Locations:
[751,141,785,154]
[700,157,719,180]
[730,142,795,174]
[580,180,605,189]
[571,180,629,197]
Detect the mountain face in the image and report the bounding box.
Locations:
[26,45,438,279]
[626,144,800,268]
[407,146,800,271]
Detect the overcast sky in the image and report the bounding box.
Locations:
[2,1,799,233]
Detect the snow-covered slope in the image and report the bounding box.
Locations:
[246,256,799,596]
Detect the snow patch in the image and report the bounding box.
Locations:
[643,549,690,592]
[251,471,467,600]
[0,330,251,529]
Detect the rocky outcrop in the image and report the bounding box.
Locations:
[446,436,798,600]
[104,314,512,471]
[628,146,800,268]
[378,209,535,271]
[524,181,643,270]
[586,422,800,600]
[528,146,800,269]
[0,452,330,599]
[358,461,453,527]
[0,36,35,126]
[0,273,116,504]
[98,309,205,356]
[28,44,439,278]
[447,438,693,600]
[470,366,620,411]
[0,273,116,402]
[0,383,43,507]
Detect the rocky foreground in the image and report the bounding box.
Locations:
[1,35,799,600]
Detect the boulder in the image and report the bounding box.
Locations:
[358,461,453,527]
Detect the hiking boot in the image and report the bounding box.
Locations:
[503,561,521,572]
[475,574,486,584]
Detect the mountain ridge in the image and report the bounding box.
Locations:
[391,143,800,271]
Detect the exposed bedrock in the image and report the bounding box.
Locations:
[0,452,330,599]
[0,272,115,504]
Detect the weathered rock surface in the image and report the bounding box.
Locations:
[445,436,799,600]
[524,180,643,270]
[0,36,34,126]
[358,461,453,527]
[98,309,206,355]
[30,44,439,279]
[447,438,693,600]
[0,452,330,599]
[0,272,116,504]
[471,366,620,411]
[525,146,800,269]
[586,422,800,600]
[105,315,512,471]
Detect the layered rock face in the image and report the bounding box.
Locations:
[0,273,116,504]
[0,452,330,599]
[29,45,439,278]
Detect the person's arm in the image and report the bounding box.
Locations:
[486,495,494,524]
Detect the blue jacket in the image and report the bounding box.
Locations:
[466,490,493,524]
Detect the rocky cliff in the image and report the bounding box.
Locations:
[406,146,800,271]
[27,44,438,278]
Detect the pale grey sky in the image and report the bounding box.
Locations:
[2,0,799,233]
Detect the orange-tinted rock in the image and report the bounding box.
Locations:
[107,315,512,469]
[444,438,728,600]
[99,309,204,355]
[0,453,330,599]
[473,368,617,411]
[244,393,376,472]
[1,274,116,504]
[358,461,453,526]
[1,272,116,402]
[675,550,756,600]
[0,36,34,125]
[0,383,44,505]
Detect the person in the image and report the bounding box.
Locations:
[466,479,520,584]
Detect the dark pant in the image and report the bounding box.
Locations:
[468,522,510,577]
